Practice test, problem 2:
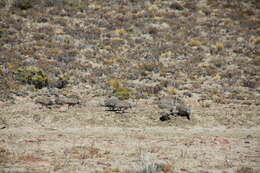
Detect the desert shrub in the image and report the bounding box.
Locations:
[211,42,225,54]
[0,74,20,91]
[242,78,257,89]
[14,67,48,89]
[0,147,11,164]
[165,87,177,95]
[44,0,79,7]
[135,162,173,173]
[109,79,121,89]
[252,36,260,45]
[236,167,254,173]
[188,39,201,47]
[43,0,66,7]
[109,79,130,100]
[0,0,5,8]
[14,0,33,10]
[209,56,226,68]
[251,55,260,65]
[169,2,184,10]
[188,39,208,47]
[104,57,123,65]
[56,50,77,63]
[112,86,130,100]
[183,1,197,11]
[215,42,224,51]
[48,73,69,89]
[138,84,162,96]
[139,62,161,73]
[0,29,7,39]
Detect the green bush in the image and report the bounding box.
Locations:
[14,67,48,89]
[14,0,33,10]
[108,79,130,100]
[113,87,130,100]
[0,29,6,38]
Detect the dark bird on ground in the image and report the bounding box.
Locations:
[103,97,132,113]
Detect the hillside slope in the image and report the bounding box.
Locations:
[0,0,259,172]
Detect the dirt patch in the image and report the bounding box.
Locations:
[0,99,259,172]
[0,126,259,173]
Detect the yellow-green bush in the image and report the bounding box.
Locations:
[0,29,7,38]
[108,79,121,89]
[14,0,33,10]
[113,87,130,100]
[139,63,159,72]
[14,67,48,89]
[108,79,130,100]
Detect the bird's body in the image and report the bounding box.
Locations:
[103,97,131,113]
[156,96,191,120]
[176,105,191,120]
[55,96,81,106]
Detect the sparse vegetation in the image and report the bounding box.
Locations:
[0,147,11,164]
[0,0,259,172]
[108,79,130,100]
[0,0,258,101]
[14,0,33,10]
[14,67,48,89]
[252,36,260,45]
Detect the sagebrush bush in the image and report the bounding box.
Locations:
[113,87,130,100]
[0,0,6,8]
[14,0,33,10]
[14,67,48,89]
[108,79,130,100]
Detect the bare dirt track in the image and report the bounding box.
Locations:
[0,99,259,173]
[1,126,260,173]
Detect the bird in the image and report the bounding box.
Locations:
[156,95,191,120]
[103,97,132,113]
[176,105,191,120]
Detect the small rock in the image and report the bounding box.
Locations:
[214,137,229,144]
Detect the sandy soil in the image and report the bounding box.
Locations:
[0,98,259,173]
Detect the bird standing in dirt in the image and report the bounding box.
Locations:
[103,97,132,113]
[155,96,191,120]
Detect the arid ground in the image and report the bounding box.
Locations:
[0,96,259,173]
[0,0,259,172]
